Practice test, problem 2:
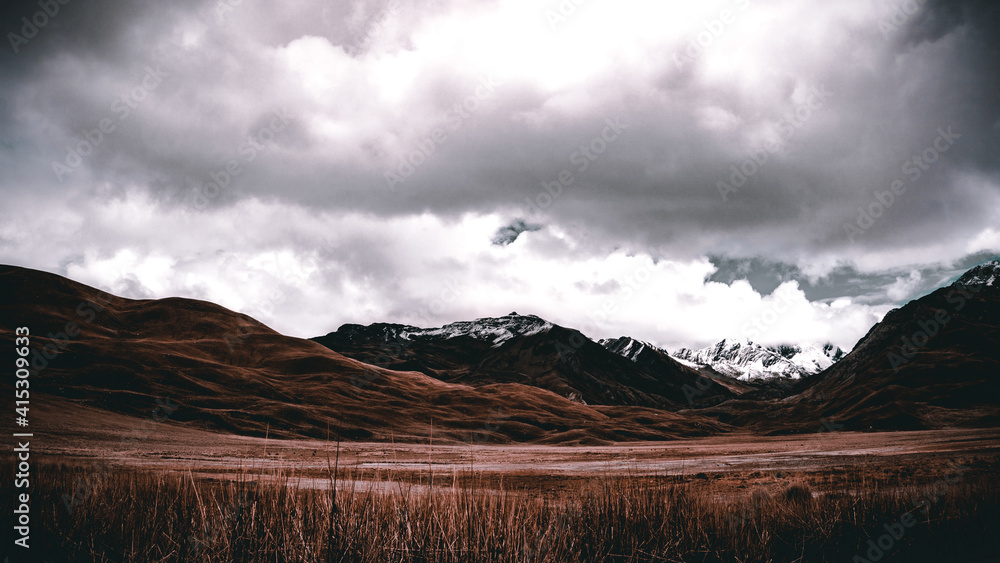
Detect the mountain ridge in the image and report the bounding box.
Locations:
[0,264,730,444]
[760,269,1000,432]
[671,339,844,381]
[312,314,736,409]
[2,261,999,441]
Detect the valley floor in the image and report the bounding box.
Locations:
[14,393,1000,562]
[30,392,1000,499]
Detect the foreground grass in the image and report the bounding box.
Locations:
[8,458,1000,562]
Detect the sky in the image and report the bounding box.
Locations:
[1,0,998,352]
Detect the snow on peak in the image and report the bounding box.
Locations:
[406,313,553,347]
[955,260,1000,288]
[598,336,655,362]
[672,339,844,381]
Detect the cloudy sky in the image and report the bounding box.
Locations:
[1,0,998,351]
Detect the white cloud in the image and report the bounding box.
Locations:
[1,192,886,350]
[1,0,998,355]
[886,269,923,301]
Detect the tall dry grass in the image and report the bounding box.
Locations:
[6,457,1000,562]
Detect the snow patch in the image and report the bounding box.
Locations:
[672,339,843,381]
[402,313,553,347]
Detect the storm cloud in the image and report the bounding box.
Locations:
[1,0,997,350]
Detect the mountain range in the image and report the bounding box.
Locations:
[0,266,728,444]
[311,313,734,409]
[2,259,998,442]
[671,339,844,381]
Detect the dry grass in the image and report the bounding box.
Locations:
[10,457,1000,562]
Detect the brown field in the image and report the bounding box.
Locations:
[9,396,1000,562]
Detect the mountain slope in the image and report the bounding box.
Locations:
[599,336,760,396]
[313,315,736,409]
[0,265,729,443]
[3,260,998,440]
[771,260,1000,431]
[600,337,796,400]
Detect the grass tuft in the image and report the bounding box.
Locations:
[8,460,1000,562]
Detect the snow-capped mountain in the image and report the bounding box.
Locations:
[315,315,734,408]
[955,260,999,287]
[410,312,553,347]
[332,313,553,349]
[671,339,844,381]
[598,336,659,363]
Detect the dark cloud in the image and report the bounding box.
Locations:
[491,218,542,246]
[4,0,997,257]
[1,0,998,346]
